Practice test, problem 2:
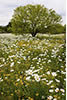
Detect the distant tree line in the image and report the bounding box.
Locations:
[0,22,12,33]
[0,4,66,36]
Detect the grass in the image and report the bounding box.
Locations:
[0,33,66,100]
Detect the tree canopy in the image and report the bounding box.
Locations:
[45,24,65,34]
[11,4,62,37]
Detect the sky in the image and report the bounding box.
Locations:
[0,0,66,26]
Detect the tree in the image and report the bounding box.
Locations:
[0,22,12,33]
[63,24,66,33]
[0,26,7,33]
[45,24,64,34]
[6,22,12,33]
[11,4,62,37]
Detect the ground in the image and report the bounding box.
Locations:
[0,33,66,100]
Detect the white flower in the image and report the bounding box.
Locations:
[33,69,40,73]
[34,74,40,82]
[30,67,35,70]
[55,88,59,92]
[26,76,31,81]
[55,79,60,83]
[45,26,47,28]
[10,69,14,72]
[17,79,20,82]
[59,59,62,61]
[5,77,8,79]
[60,89,65,93]
[0,78,3,82]
[52,72,57,77]
[61,66,63,68]
[42,96,45,99]
[0,64,3,68]
[48,60,51,63]
[3,58,5,62]
[49,89,54,93]
[46,71,50,75]
[42,78,46,81]
[61,71,66,74]
[23,56,26,60]
[26,69,33,75]
[46,80,48,82]
[10,62,14,67]
[49,80,53,83]
[17,61,21,64]
[10,59,13,61]
[0,78,1,80]
[56,70,60,72]
[64,78,66,81]
[47,80,53,85]
[62,93,64,95]
[47,96,53,100]
[51,85,54,88]
[9,55,15,58]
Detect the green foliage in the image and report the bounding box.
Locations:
[45,24,65,34]
[6,22,12,33]
[11,5,62,36]
[63,24,66,33]
[0,22,12,33]
[0,26,7,33]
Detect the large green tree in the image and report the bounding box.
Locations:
[63,24,66,33]
[11,4,62,37]
[45,24,64,34]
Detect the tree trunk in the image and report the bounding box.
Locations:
[32,32,37,37]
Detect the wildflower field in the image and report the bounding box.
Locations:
[0,33,66,100]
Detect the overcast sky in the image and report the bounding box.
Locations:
[0,0,66,26]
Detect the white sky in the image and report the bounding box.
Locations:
[0,0,66,26]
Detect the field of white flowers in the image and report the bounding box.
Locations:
[0,33,66,100]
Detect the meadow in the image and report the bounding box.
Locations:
[0,33,66,100]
